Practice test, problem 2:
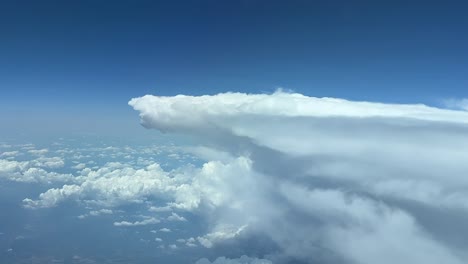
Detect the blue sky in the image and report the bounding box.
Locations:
[2,0,468,112]
[2,1,468,264]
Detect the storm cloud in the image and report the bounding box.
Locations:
[127,91,468,264]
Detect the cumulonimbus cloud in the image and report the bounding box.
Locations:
[128,91,468,264]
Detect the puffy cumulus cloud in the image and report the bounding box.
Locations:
[180,237,198,247]
[22,162,168,208]
[195,256,272,264]
[72,163,86,170]
[128,91,468,264]
[167,212,187,222]
[0,159,28,175]
[168,244,178,249]
[0,159,72,183]
[27,148,49,155]
[20,168,71,183]
[23,185,81,208]
[29,157,65,169]
[23,156,255,212]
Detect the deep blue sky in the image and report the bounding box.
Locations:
[1,0,468,133]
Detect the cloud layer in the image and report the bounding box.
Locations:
[12,91,468,263]
[127,91,468,264]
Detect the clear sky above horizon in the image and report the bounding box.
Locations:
[2,0,468,112]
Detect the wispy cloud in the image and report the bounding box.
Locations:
[113,217,160,227]
[443,98,468,111]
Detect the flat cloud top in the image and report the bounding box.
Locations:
[129,91,468,126]
[128,91,468,264]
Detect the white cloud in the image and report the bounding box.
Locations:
[128,91,468,128]
[19,144,35,150]
[0,151,19,157]
[23,185,81,208]
[29,157,65,169]
[23,162,174,208]
[28,148,49,155]
[0,159,28,175]
[168,244,177,249]
[127,91,468,263]
[195,256,272,264]
[276,183,465,264]
[79,209,117,220]
[21,168,71,183]
[0,159,72,184]
[89,209,113,216]
[23,156,253,211]
[148,205,172,212]
[16,91,468,263]
[185,237,197,247]
[113,217,160,227]
[72,163,86,170]
[167,212,186,222]
[197,225,247,248]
